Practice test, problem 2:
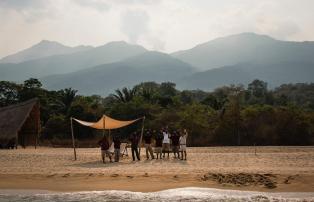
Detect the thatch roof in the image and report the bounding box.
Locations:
[0,98,39,141]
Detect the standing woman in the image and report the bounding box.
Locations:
[179,129,188,160]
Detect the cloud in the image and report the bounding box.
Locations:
[150,37,166,51]
[0,0,314,57]
[0,0,55,23]
[72,0,110,12]
[256,19,300,40]
[120,9,150,43]
[113,0,162,5]
[0,0,46,11]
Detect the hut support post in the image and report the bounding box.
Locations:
[138,116,145,155]
[70,117,77,160]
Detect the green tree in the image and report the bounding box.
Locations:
[58,88,78,114]
[0,81,21,107]
[134,82,160,103]
[111,87,137,103]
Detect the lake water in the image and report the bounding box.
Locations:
[0,187,313,202]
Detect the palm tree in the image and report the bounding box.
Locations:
[59,88,78,113]
[133,82,159,103]
[111,87,137,103]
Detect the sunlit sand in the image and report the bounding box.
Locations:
[0,146,313,192]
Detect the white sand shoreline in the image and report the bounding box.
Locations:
[0,147,313,193]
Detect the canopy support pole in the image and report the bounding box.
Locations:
[109,129,111,145]
[138,116,145,155]
[35,135,37,149]
[103,115,106,138]
[70,117,77,160]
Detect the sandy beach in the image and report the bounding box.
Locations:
[0,146,313,193]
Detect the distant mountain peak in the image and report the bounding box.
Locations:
[171,32,290,70]
[0,40,91,64]
[101,41,142,48]
[216,32,275,41]
[33,40,66,48]
[231,32,274,38]
[106,40,128,45]
[38,39,56,44]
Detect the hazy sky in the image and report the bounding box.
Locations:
[0,0,314,58]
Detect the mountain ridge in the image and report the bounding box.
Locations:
[42,51,196,95]
[0,32,314,95]
[0,40,93,64]
[172,32,314,70]
[0,41,148,81]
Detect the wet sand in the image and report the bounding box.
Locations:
[0,146,313,192]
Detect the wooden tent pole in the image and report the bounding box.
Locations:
[103,115,106,138]
[70,117,77,160]
[138,116,146,155]
[16,132,18,150]
[109,129,111,145]
[35,135,37,149]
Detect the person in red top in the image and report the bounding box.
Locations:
[98,136,112,163]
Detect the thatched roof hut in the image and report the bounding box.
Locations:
[0,98,40,148]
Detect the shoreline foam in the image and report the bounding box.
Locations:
[0,187,313,202]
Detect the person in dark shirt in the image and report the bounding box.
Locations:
[144,130,155,160]
[154,130,164,159]
[170,130,180,158]
[98,136,112,163]
[129,132,140,161]
[113,136,121,162]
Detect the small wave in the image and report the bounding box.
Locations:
[0,187,313,202]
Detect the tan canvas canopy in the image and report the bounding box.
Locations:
[70,115,145,160]
[73,115,142,130]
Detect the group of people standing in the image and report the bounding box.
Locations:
[142,128,188,161]
[98,128,188,163]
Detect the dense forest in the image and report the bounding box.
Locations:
[1,78,314,146]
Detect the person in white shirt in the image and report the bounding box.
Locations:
[179,129,188,160]
[162,129,170,158]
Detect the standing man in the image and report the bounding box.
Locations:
[144,130,155,160]
[170,130,180,159]
[129,132,140,161]
[98,136,112,163]
[162,128,170,158]
[113,136,121,162]
[179,129,188,160]
[154,130,164,159]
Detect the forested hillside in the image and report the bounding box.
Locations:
[1,79,313,146]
